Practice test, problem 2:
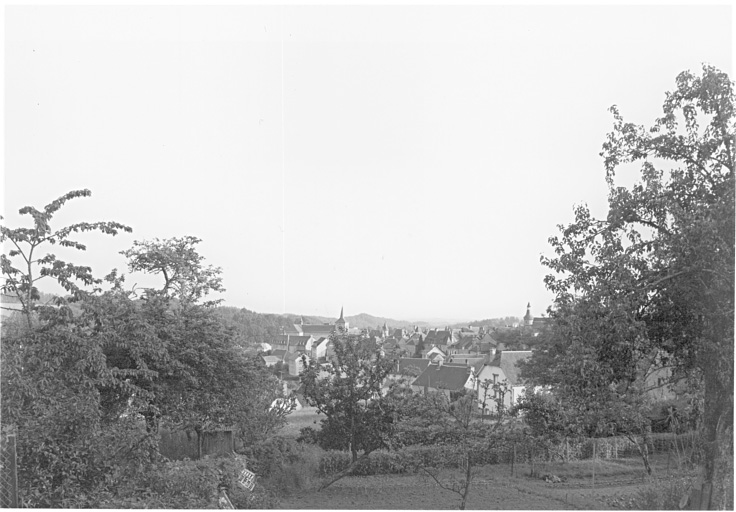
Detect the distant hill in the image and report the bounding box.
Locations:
[289,312,440,330]
[345,313,414,330]
[449,317,522,329]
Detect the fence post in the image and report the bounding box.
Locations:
[592,440,596,488]
[0,433,19,508]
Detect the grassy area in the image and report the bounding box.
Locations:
[273,450,708,510]
[281,406,321,438]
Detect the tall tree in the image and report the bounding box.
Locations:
[300,330,395,463]
[534,65,733,497]
[116,238,286,444]
[1,189,131,328]
[121,236,224,306]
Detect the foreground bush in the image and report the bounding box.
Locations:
[91,456,278,509]
[240,436,323,495]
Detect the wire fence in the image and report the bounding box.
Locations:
[520,431,701,465]
[0,433,19,508]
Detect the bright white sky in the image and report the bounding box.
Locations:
[3,4,733,323]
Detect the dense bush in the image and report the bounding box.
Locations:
[239,436,323,496]
[296,426,320,445]
[606,476,695,510]
[86,455,278,509]
[240,436,308,477]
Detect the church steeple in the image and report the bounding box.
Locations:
[523,302,533,326]
[335,306,347,331]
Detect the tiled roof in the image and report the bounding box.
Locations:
[472,359,486,374]
[449,355,485,367]
[478,333,498,345]
[273,335,313,346]
[300,325,335,335]
[425,330,452,345]
[283,325,303,335]
[412,364,473,391]
[478,342,495,353]
[499,351,532,385]
[271,349,288,359]
[398,358,431,376]
[293,336,314,347]
[285,352,309,362]
[459,339,476,350]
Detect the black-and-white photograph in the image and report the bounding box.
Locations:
[1,3,733,509]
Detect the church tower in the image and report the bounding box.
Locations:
[523,302,533,327]
[335,306,349,332]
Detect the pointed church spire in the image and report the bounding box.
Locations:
[339,306,344,321]
[335,306,346,328]
[524,302,533,326]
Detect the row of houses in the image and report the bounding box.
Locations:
[385,351,532,412]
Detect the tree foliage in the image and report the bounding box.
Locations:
[1,191,288,506]
[121,236,224,306]
[300,331,395,462]
[1,189,131,328]
[525,65,733,488]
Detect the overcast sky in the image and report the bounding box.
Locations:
[3,4,733,323]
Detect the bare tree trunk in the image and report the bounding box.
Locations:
[459,453,473,510]
[626,434,653,476]
[319,452,371,491]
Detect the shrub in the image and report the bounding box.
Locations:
[626,476,695,510]
[319,450,353,476]
[297,426,320,444]
[259,443,323,495]
[240,436,305,478]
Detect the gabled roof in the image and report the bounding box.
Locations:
[426,346,447,357]
[412,363,473,391]
[300,325,335,335]
[498,351,532,385]
[458,339,476,350]
[478,333,498,345]
[283,324,303,335]
[285,351,309,362]
[293,336,315,347]
[397,358,431,376]
[472,359,486,375]
[425,330,452,345]
[271,349,288,359]
[273,335,313,346]
[406,333,424,343]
